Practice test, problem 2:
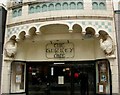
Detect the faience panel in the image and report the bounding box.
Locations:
[6,20,113,40]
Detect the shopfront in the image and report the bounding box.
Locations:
[10,60,111,95]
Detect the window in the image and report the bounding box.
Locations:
[92,0,106,10]
[63,2,68,10]
[49,4,54,11]
[12,7,22,17]
[55,3,61,10]
[92,2,98,10]
[11,62,26,93]
[99,2,106,10]
[77,2,83,9]
[29,6,34,13]
[42,4,47,12]
[36,5,40,12]
[96,60,111,94]
[13,10,17,17]
[18,9,22,16]
[70,2,76,9]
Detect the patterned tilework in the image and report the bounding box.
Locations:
[7,25,29,38]
[6,21,112,39]
[79,21,112,32]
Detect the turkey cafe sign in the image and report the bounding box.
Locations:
[46,41,74,58]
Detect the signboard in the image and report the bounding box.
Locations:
[46,41,74,58]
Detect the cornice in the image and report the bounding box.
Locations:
[7,16,113,28]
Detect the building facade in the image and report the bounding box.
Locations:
[0,3,7,94]
[1,0,120,95]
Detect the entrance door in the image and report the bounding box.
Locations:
[26,62,95,95]
[49,63,95,95]
[49,64,72,95]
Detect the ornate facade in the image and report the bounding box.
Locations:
[1,0,120,95]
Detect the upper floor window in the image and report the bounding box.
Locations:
[92,0,106,10]
[28,0,84,14]
[12,7,22,17]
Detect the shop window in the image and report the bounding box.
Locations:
[10,62,26,93]
[96,60,111,94]
[49,3,54,11]
[42,4,47,12]
[55,3,61,10]
[77,2,83,9]
[70,2,76,9]
[63,2,68,10]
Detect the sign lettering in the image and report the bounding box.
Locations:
[46,41,74,58]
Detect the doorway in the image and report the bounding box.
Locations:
[26,61,95,95]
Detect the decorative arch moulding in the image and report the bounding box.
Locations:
[7,16,113,27]
[5,20,115,57]
[6,20,113,39]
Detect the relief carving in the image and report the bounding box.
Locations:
[100,35,114,56]
[4,40,17,57]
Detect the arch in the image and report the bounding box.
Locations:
[72,24,82,33]
[85,27,95,38]
[36,5,40,12]
[77,2,83,9]
[48,3,54,11]
[40,24,69,34]
[29,6,34,13]
[42,4,47,12]
[70,2,76,9]
[55,3,61,10]
[18,31,26,40]
[18,9,22,16]
[9,35,16,40]
[99,2,106,10]
[99,30,108,41]
[28,27,37,36]
[92,2,98,9]
[13,10,17,17]
[63,2,68,10]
